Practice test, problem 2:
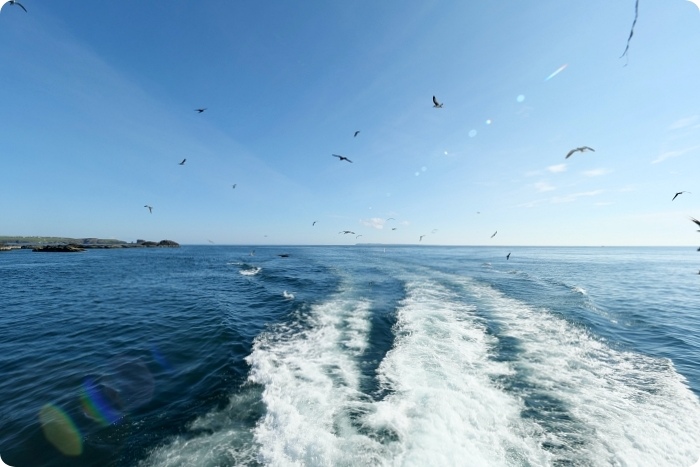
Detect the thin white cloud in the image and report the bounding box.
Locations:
[360,217,385,230]
[516,198,548,208]
[551,190,604,204]
[582,168,611,177]
[652,145,700,164]
[527,164,567,177]
[547,164,567,173]
[668,115,699,130]
[534,181,555,192]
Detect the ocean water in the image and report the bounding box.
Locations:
[1,246,699,467]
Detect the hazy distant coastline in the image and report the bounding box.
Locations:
[0,236,179,250]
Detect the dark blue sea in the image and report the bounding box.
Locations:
[1,246,699,466]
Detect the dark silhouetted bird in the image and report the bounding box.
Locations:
[565,146,595,159]
[672,191,690,201]
[433,96,443,108]
[339,230,355,235]
[332,154,353,163]
[195,108,206,113]
[144,205,153,214]
[491,231,497,238]
[179,158,186,165]
[312,221,317,226]
[419,235,426,242]
[1,1,27,12]
[354,131,360,137]
[506,252,511,260]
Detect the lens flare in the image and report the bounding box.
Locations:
[150,345,172,372]
[469,129,477,138]
[38,404,83,457]
[516,95,525,103]
[80,378,123,426]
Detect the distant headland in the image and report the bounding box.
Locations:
[0,237,179,252]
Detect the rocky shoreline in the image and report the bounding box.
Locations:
[1,239,180,252]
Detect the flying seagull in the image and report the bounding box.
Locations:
[144,205,153,214]
[506,252,511,260]
[392,228,397,231]
[432,96,443,108]
[565,146,595,159]
[691,217,700,229]
[332,154,353,163]
[354,131,360,137]
[179,158,186,165]
[195,108,206,113]
[1,1,27,12]
[232,184,237,189]
[356,235,363,239]
[339,230,355,235]
[491,231,497,238]
[619,0,639,61]
[419,235,426,242]
[312,221,317,226]
[672,191,691,201]
[386,217,395,221]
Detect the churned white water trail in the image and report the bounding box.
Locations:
[139,390,261,467]
[245,290,387,466]
[363,279,551,466]
[462,278,700,466]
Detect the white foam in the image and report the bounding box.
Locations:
[463,279,700,466]
[139,391,260,467]
[239,267,261,276]
[282,290,295,300]
[245,293,386,466]
[363,280,551,466]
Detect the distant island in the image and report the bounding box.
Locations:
[0,237,179,251]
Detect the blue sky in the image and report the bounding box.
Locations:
[1,0,699,245]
